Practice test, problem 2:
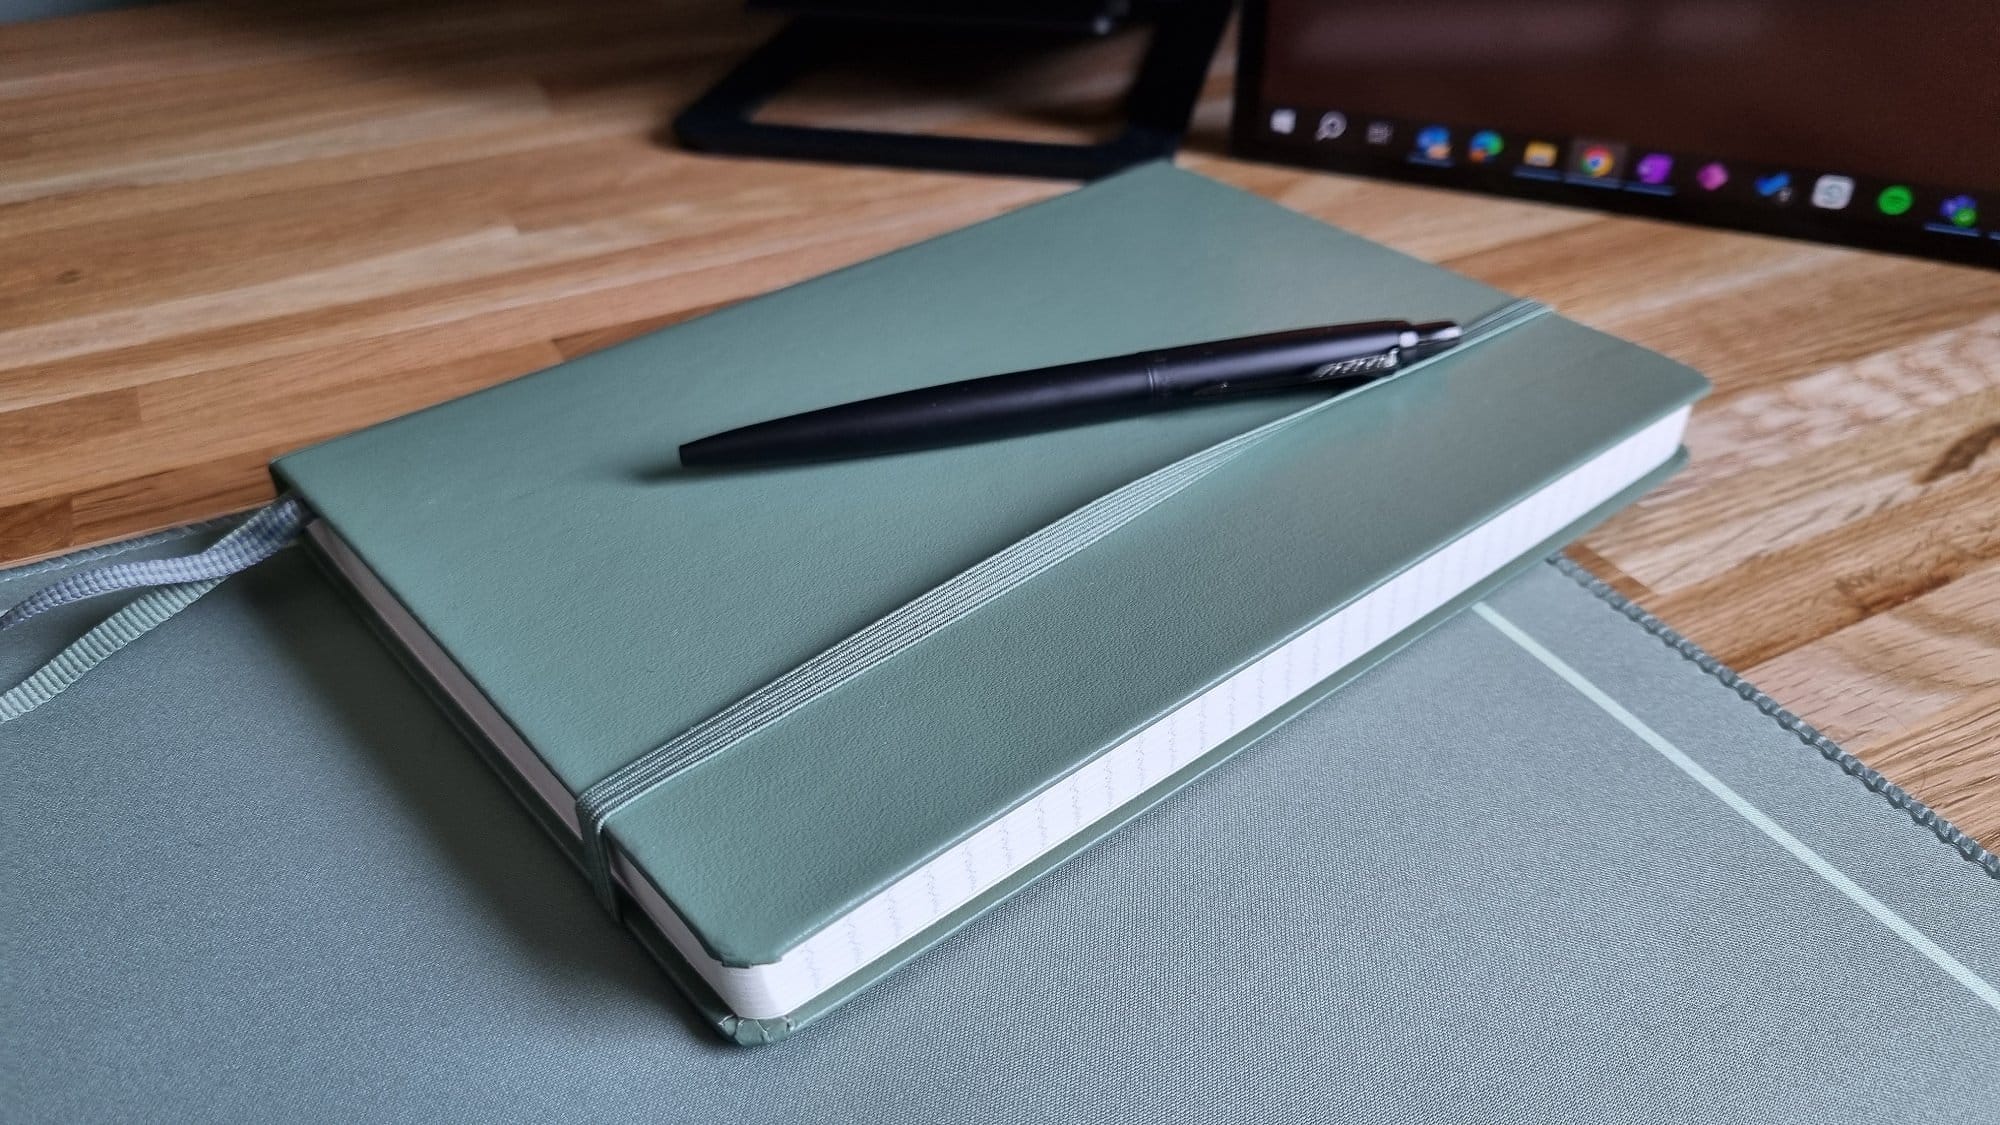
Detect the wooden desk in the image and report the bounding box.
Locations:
[4,1,1997,841]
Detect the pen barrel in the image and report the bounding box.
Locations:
[677,320,1421,467]
[678,356,1156,466]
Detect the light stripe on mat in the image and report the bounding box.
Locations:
[1473,602,2000,1019]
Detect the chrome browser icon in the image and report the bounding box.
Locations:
[1569,139,1626,180]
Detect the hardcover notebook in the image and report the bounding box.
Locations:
[272,164,1707,1040]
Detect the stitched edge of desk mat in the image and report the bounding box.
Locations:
[1551,554,2000,880]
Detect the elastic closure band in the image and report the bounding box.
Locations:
[0,497,308,723]
[573,299,1552,908]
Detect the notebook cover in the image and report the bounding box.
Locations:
[363,454,1682,1042]
[271,165,1706,982]
[5,532,1995,1119]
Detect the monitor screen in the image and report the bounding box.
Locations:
[1233,0,2000,268]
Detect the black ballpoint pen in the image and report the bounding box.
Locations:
[678,318,1464,468]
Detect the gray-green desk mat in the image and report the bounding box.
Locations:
[4,523,1997,1124]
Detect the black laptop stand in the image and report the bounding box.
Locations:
[672,2,1230,180]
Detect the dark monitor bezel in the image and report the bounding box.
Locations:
[1229,1,1998,271]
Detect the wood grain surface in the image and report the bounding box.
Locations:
[4,1,1997,842]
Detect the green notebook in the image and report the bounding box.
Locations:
[272,164,1707,1041]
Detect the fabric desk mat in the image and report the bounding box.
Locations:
[4,520,1997,1123]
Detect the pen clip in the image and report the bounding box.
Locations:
[1308,351,1402,381]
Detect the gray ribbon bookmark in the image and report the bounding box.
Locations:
[0,498,307,723]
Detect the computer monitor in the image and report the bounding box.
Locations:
[1232,0,2000,268]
